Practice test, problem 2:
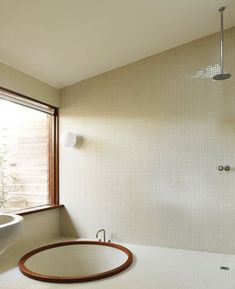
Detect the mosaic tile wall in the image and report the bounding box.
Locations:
[60,27,235,253]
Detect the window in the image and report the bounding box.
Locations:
[0,88,58,213]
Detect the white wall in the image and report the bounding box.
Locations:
[0,62,59,106]
[60,27,235,253]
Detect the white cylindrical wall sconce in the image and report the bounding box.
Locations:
[61,132,77,148]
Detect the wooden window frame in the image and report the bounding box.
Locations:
[0,86,59,214]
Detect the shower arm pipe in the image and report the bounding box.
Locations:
[219,7,225,74]
[213,6,230,80]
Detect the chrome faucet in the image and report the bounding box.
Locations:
[96,229,106,242]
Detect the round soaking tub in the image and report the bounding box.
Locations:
[19,240,133,283]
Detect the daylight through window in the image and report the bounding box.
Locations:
[0,89,58,213]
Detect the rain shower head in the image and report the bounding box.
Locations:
[213,6,231,81]
[213,73,231,80]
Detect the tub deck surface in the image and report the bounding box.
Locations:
[1,238,235,289]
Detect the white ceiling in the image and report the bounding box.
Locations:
[0,0,234,89]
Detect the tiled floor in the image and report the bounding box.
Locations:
[1,239,235,289]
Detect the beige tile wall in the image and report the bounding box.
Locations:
[60,27,235,253]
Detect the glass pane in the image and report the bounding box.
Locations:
[0,98,50,212]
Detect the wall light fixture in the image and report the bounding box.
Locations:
[61,132,77,148]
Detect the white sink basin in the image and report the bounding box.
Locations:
[0,213,23,255]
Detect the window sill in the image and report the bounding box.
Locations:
[11,205,64,216]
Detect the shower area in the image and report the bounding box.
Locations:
[58,8,235,289]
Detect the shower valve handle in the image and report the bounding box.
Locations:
[218,165,231,171]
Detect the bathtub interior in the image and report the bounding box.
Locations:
[24,243,129,277]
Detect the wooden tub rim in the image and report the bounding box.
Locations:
[18,240,133,283]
